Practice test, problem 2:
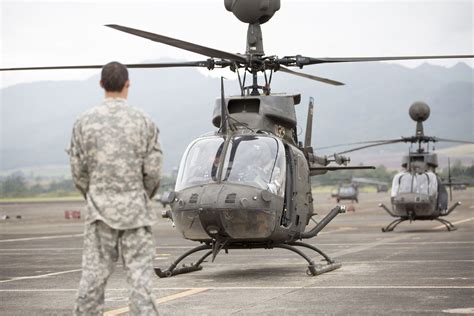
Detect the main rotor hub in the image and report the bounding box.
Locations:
[224,0,281,24]
[409,101,430,122]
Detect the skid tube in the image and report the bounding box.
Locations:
[154,241,341,278]
[381,217,458,232]
[381,218,407,232]
[434,218,457,231]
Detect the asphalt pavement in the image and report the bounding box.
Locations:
[1,190,473,315]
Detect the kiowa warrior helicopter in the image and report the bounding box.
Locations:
[319,101,473,232]
[1,0,473,276]
[331,177,389,204]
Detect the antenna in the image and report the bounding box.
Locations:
[304,97,314,148]
[220,77,230,134]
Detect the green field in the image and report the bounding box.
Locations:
[0,195,82,204]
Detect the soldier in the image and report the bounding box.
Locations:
[69,61,162,315]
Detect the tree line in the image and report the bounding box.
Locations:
[1,161,472,198]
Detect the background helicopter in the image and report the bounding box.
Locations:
[1,0,473,277]
[319,101,473,232]
[331,177,389,203]
[333,180,359,203]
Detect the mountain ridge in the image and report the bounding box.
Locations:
[1,60,473,172]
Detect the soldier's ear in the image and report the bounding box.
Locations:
[100,80,104,88]
[125,80,130,89]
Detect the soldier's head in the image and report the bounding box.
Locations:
[100,61,129,93]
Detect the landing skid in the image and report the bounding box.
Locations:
[434,218,457,231]
[381,218,406,232]
[381,218,457,232]
[154,241,341,278]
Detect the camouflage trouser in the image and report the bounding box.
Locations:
[73,220,159,316]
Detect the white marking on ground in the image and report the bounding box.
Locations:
[1,240,472,251]
[432,217,474,230]
[319,227,357,234]
[0,248,83,251]
[343,260,474,264]
[331,234,412,257]
[0,269,82,284]
[0,234,83,243]
[443,307,474,314]
[1,286,473,292]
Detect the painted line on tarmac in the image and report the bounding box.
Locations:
[1,286,473,292]
[155,240,474,248]
[432,217,474,230]
[103,288,208,316]
[0,269,82,284]
[331,217,474,258]
[0,248,83,251]
[319,227,357,234]
[331,234,411,258]
[443,307,474,314]
[344,259,474,263]
[2,239,473,251]
[0,234,83,243]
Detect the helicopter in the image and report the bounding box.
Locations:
[1,0,473,276]
[331,177,389,203]
[332,180,359,203]
[318,101,473,232]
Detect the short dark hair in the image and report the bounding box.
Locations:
[101,61,129,92]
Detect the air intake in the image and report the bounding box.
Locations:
[225,193,237,204]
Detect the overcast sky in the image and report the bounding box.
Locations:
[1,0,473,88]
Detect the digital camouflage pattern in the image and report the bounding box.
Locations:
[70,97,162,315]
[69,97,162,230]
[73,221,159,315]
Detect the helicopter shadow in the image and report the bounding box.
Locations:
[385,227,452,234]
[206,265,307,281]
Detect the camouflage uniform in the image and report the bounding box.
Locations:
[69,97,162,315]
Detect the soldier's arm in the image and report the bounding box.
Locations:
[68,122,89,199]
[143,121,163,199]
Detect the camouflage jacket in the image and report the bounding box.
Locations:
[68,98,162,229]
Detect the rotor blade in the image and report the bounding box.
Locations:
[293,55,474,66]
[337,139,404,155]
[278,66,344,86]
[315,139,403,151]
[0,61,218,72]
[434,137,474,144]
[106,24,247,63]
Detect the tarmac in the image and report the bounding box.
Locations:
[0,190,473,315]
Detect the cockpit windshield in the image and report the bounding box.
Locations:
[175,137,224,192]
[222,135,286,196]
[391,171,438,197]
[339,186,356,195]
[175,135,286,197]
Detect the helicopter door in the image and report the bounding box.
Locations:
[281,144,295,226]
[437,178,448,211]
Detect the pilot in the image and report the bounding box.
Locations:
[242,144,272,182]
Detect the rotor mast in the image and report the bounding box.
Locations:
[225,0,280,95]
[409,101,430,153]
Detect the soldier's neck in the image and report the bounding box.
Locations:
[104,89,128,100]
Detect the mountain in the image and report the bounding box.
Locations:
[1,60,473,173]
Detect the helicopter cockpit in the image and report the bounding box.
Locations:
[391,171,438,198]
[175,134,286,196]
[390,170,439,216]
